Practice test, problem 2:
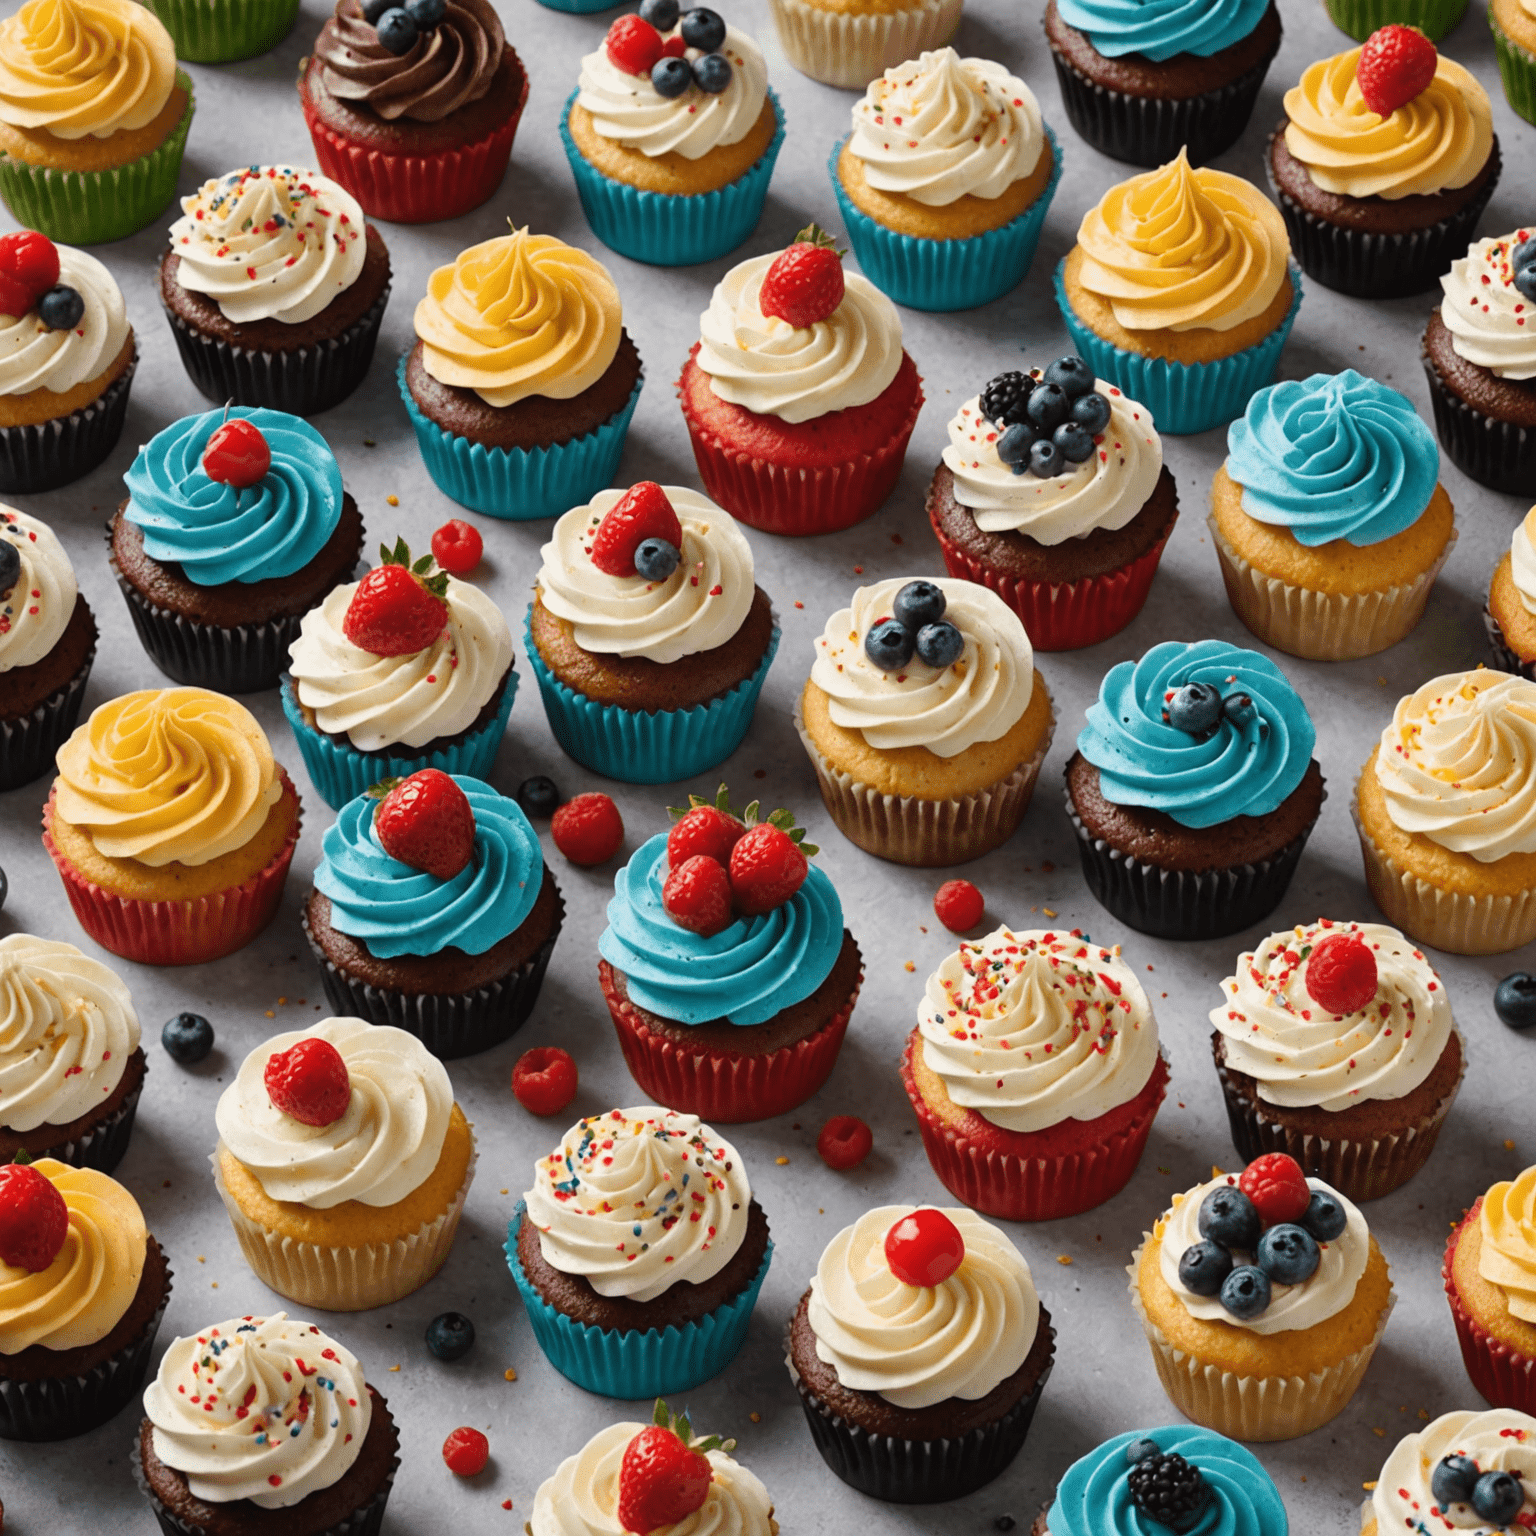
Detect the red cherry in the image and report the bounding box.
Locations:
[0,273,30,319]
[817,1115,872,1171]
[264,1037,351,1127]
[1238,1153,1312,1226]
[442,1426,490,1477]
[203,417,271,489]
[933,879,985,934]
[0,1162,68,1273]
[511,1046,578,1118]
[431,518,483,576]
[884,1208,965,1287]
[1304,932,1379,1017]
[0,231,58,308]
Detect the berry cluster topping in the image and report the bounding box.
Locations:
[884,1208,965,1287]
[589,482,684,581]
[1356,24,1438,118]
[0,231,82,332]
[606,4,733,100]
[1430,1452,1527,1524]
[369,768,476,881]
[863,579,964,673]
[0,1160,68,1274]
[342,537,450,657]
[618,1400,733,1534]
[759,223,846,329]
[1163,679,1259,737]
[360,0,446,58]
[264,1037,352,1128]
[979,356,1111,479]
[1124,1438,1213,1533]
[201,414,271,490]
[1496,971,1536,1032]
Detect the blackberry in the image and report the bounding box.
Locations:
[979,371,1034,427]
[1127,1451,1211,1532]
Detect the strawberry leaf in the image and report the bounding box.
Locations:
[412,553,435,575]
[793,220,845,257]
[367,777,403,799]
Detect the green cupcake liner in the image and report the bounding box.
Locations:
[1323,0,1467,39]
[0,72,194,245]
[1491,6,1536,123]
[141,0,299,62]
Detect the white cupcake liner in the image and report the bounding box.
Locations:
[766,0,962,88]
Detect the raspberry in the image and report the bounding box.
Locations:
[442,1426,490,1477]
[589,482,683,578]
[728,824,807,915]
[934,879,985,934]
[430,518,483,576]
[0,1162,68,1273]
[817,1115,872,1171]
[1238,1154,1311,1227]
[551,793,624,866]
[1355,24,1438,117]
[667,805,746,867]
[201,417,271,488]
[264,1037,352,1127]
[1304,932,1379,1016]
[605,14,664,74]
[372,769,476,881]
[758,224,845,329]
[663,854,734,936]
[511,1046,578,1117]
[0,231,59,305]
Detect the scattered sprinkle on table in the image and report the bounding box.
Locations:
[775,1157,789,1166]
[386,494,399,506]
[504,1368,517,1382]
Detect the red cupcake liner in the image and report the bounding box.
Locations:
[900,1033,1169,1221]
[1443,1201,1536,1413]
[599,958,860,1123]
[41,771,301,967]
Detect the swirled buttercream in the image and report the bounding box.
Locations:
[524,1107,751,1303]
[1478,1165,1536,1323]
[1371,1411,1536,1534]
[0,508,75,672]
[0,244,128,396]
[1511,508,1536,617]
[1057,0,1270,59]
[144,1312,372,1508]
[1441,230,1536,380]
[54,688,281,868]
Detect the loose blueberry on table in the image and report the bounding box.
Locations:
[515,775,561,818]
[1494,972,1536,1032]
[162,1011,214,1065]
[425,1311,475,1361]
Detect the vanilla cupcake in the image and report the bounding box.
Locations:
[1487,508,1536,678]
[769,0,962,89]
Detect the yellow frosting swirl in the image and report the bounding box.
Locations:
[1480,1165,1536,1323]
[0,1159,146,1354]
[1075,150,1289,333]
[413,227,622,409]
[1283,49,1493,200]
[0,0,176,140]
[54,688,281,869]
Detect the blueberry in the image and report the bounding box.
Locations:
[634,537,680,580]
[651,55,691,96]
[1516,267,1536,305]
[679,5,725,49]
[516,776,560,817]
[1256,1223,1320,1286]
[0,863,7,917]
[691,52,731,91]
[1514,243,1536,304]
[1028,437,1063,478]
[1053,421,1095,464]
[1167,681,1224,735]
[425,1311,475,1362]
[865,617,914,671]
[374,6,417,51]
[1043,355,1095,399]
[1125,1437,1162,1466]
[1025,382,1070,433]
[1430,1454,1480,1509]
[1301,1189,1348,1242]
[1219,1264,1272,1320]
[0,537,19,595]
[360,0,391,20]
[1177,1239,1234,1297]
[639,0,680,26]
[1071,390,1111,435]
[1494,972,1536,1031]
[996,421,1035,471]
[1198,1185,1261,1251]
[893,579,946,631]
[37,285,83,332]
[404,0,444,26]
[162,1011,214,1065]
[915,620,964,669]
[1221,691,1256,727]
[1472,1470,1523,1524]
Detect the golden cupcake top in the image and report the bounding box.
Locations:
[413,226,622,410]
[1480,1164,1536,1323]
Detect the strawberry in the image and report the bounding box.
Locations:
[758,223,846,329]
[342,538,450,657]
[1238,1153,1312,1227]
[371,769,476,881]
[606,14,663,75]
[667,786,746,866]
[589,483,684,578]
[0,1161,68,1273]
[1304,931,1379,1015]
[663,854,734,936]
[202,416,271,489]
[729,824,808,915]
[1356,25,1437,117]
[0,231,58,310]
[264,1037,351,1127]
[617,1401,732,1534]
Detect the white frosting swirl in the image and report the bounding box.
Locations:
[918,927,1160,1133]
[287,576,513,752]
[810,577,1033,758]
[530,1422,775,1536]
[941,384,1162,544]
[848,49,1044,206]
[0,506,75,672]
[537,488,755,664]
[144,1313,372,1509]
[695,254,903,424]
[1375,669,1536,863]
[0,244,128,397]
[524,1108,751,1304]
[168,165,367,326]
[576,20,767,161]
[1160,1174,1369,1334]
[1440,232,1536,382]
[215,1018,453,1211]
[0,935,137,1133]
[808,1205,1039,1410]
[1510,507,1536,617]
[1371,1410,1536,1533]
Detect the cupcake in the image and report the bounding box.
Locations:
[1130,1155,1394,1441]
[598,792,862,1122]
[1487,508,1536,678]
[1268,32,1500,300]
[788,1205,1054,1503]
[212,1017,476,1311]
[110,408,364,697]
[1353,669,1536,955]
[0,508,96,792]
[136,1313,399,1533]
[298,0,527,224]
[507,1107,772,1397]
[282,537,515,810]
[527,482,778,784]
[304,771,563,1060]
[0,935,144,1174]
[1360,1411,1536,1534]
[1492,0,1536,124]
[0,236,136,493]
[1330,0,1466,39]
[1211,918,1465,1202]
[1043,0,1282,167]
[768,0,960,88]
[1212,370,1457,661]
[565,8,783,268]
[159,166,390,418]
[678,228,924,537]
[1055,151,1299,435]
[399,228,643,523]
[1445,1167,1536,1412]
[927,358,1177,651]
[43,688,303,967]
[0,1158,171,1442]
[901,926,1170,1221]
[1066,639,1324,941]
[1423,230,1536,495]
[141,0,298,61]
[829,50,1061,313]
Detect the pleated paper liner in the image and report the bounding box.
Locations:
[1324,0,1467,38]
[599,957,860,1124]
[0,634,95,793]
[7,1074,144,1176]
[1492,6,1536,126]
[1208,512,1455,662]
[142,0,299,60]
[1484,606,1536,681]
[1127,1242,1394,1441]
[1421,345,1536,497]
[0,349,136,495]
[561,91,784,267]
[767,0,961,89]
[535,0,618,11]
[1444,1204,1536,1413]
[505,1204,772,1398]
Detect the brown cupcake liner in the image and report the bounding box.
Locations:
[766,0,962,88]
[1484,604,1536,681]
[1421,345,1536,497]
[0,625,96,792]
[1443,1204,1536,1413]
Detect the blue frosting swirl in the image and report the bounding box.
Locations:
[124,406,344,586]
[1055,0,1269,60]
[1047,1426,1289,1536]
[598,833,844,1027]
[1077,640,1315,830]
[1226,371,1439,548]
[315,775,543,958]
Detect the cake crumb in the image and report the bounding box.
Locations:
[775,1156,789,1166]
[389,1364,401,1372]
[853,565,863,574]
[1363,1482,1377,1492]
[1506,1139,1517,1150]
[1042,908,1057,918]
[504,1368,517,1382]
[1056,1255,1072,1266]
[502,1500,513,1511]
[750,1412,761,1423]
[1372,1427,1385,1437]
[386,494,399,506]
[903,960,915,972]
[264,1010,275,1018]
[198,1255,205,1264]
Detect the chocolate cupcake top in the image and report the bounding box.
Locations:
[0,508,75,672]
[0,934,138,1133]
[1058,0,1267,59]
[1479,1164,1536,1322]
[315,0,502,124]
[144,1313,372,1508]
[0,241,128,399]
[1441,230,1536,381]
[1370,1411,1536,1533]
[1510,509,1536,617]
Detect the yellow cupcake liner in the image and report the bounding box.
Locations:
[766,0,962,89]
[1208,513,1456,663]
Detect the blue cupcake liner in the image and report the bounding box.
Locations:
[1052,259,1304,436]
[828,128,1062,312]
[535,0,618,10]
[523,609,778,785]
[279,671,517,810]
[560,89,785,267]
[505,1204,772,1399]
[398,353,642,522]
